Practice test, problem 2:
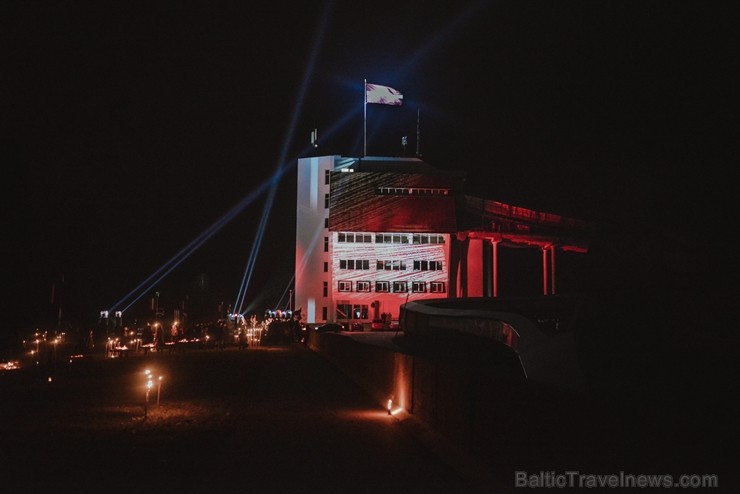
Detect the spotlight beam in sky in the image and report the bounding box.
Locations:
[107,179,272,314]
[232,5,330,315]
[108,0,476,318]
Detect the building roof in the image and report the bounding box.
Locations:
[326,154,594,250]
[337,156,466,177]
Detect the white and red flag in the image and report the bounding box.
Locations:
[365,83,403,105]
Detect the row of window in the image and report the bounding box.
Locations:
[338,233,373,243]
[337,280,446,294]
[339,259,371,270]
[336,233,446,244]
[336,303,368,320]
[338,259,443,271]
[324,303,391,322]
[376,187,450,196]
[318,304,374,322]
[376,260,406,271]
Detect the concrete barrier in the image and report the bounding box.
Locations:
[307,328,528,457]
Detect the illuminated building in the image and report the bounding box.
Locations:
[295,155,591,328]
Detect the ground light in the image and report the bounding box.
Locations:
[387,398,393,415]
[157,376,163,407]
[0,360,20,370]
[144,369,153,418]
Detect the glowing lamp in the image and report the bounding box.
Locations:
[157,376,163,406]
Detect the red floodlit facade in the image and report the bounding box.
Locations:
[295,155,592,328]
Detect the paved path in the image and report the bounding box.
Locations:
[1,344,491,493]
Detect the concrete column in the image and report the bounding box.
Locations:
[453,233,469,298]
[458,238,469,298]
[542,246,549,295]
[466,238,484,297]
[491,239,500,298]
[550,244,557,295]
[448,239,457,298]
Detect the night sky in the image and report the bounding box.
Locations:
[4,1,737,347]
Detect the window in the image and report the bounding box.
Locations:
[324,217,329,228]
[323,237,328,252]
[375,233,409,244]
[430,282,446,293]
[375,281,390,293]
[392,281,407,293]
[336,302,350,320]
[338,281,352,292]
[323,262,328,273]
[324,193,329,208]
[325,169,330,185]
[413,260,443,271]
[356,281,371,292]
[340,259,369,270]
[376,187,450,196]
[337,233,372,243]
[412,234,445,245]
[377,260,405,270]
[412,281,426,293]
[353,304,368,319]
[323,281,328,297]
[322,307,327,320]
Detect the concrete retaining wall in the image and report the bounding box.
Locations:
[306,330,531,458]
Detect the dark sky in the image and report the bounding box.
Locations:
[4,1,737,340]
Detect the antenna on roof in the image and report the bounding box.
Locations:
[310,128,318,148]
[415,108,421,158]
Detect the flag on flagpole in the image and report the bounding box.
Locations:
[365,83,403,105]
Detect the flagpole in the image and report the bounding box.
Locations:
[363,78,367,157]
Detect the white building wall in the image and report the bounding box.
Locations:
[295,156,337,325]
